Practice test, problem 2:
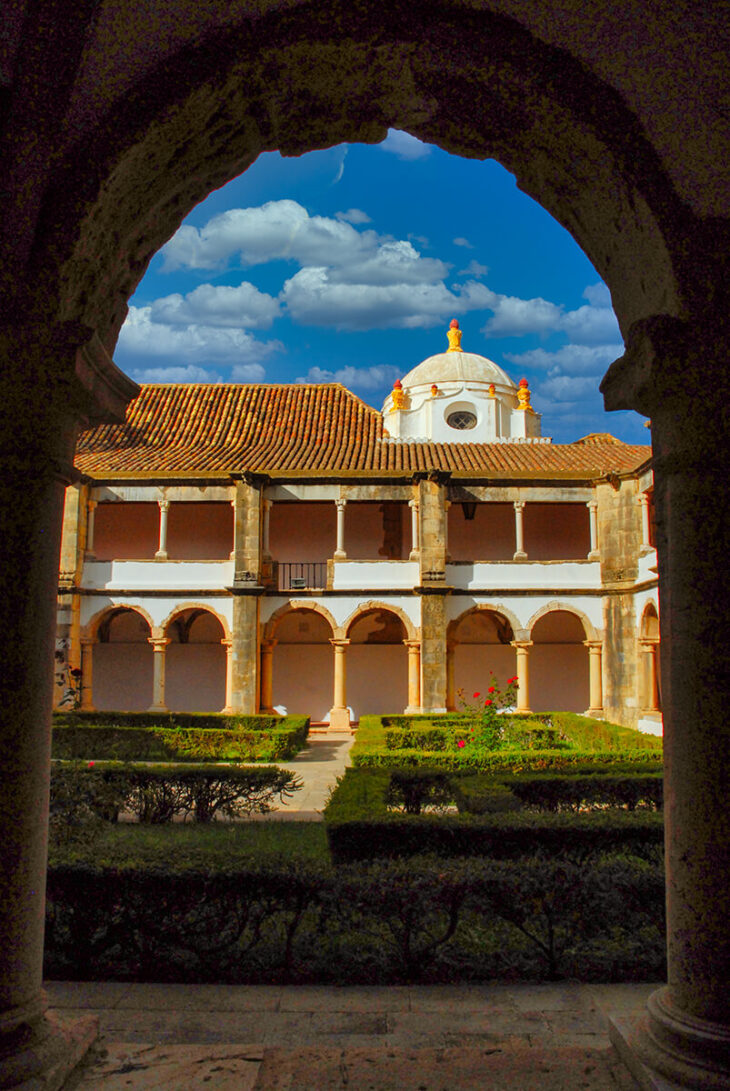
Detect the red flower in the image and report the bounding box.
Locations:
[88,761,95,767]
[484,699,492,706]
[457,740,466,748]
[473,692,480,698]
[488,685,496,693]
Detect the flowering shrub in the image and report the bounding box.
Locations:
[455,675,519,752]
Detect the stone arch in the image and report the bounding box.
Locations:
[27,3,692,359]
[447,603,520,709]
[526,601,598,643]
[343,600,417,642]
[83,602,155,642]
[638,600,661,713]
[160,601,231,641]
[447,602,522,643]
[162,605,228,712]
[265,600,338,641]
[86,604,154,711]
[639,599,660,638]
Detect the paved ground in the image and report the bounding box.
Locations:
[48,981,655,1089]
[251,732,354,820]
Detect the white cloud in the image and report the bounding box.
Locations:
[130,364,222,384]
[453,237,473,249]
[505,343,623,376]
[481,283,620,344]
[538,374,603,402]
[336,208,371,224]
[326,240,449,287]
[231,362,267,381]
[459,260,488,277]
[117,305,280,368]
[379,129,431,159]
[583,281,612,308]
[297,363,402,390]
[560,304,621,344]
[150,282,280,329]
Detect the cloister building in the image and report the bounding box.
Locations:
[56,323,660,732]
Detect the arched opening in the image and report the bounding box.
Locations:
[270,607,334,721]
[165,609,226,712]
[92,607,153,710]
[449,608,515,708]
[530,609,589,712]
[346,608,408,718]
[639,602,661,713]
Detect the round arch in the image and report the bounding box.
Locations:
[447,604,519,709]
[160,601,231,641]
[344,600,417,642]
[639,600,660,638]
[528,604,594,713]
[163,606,228,712]
[526,602,599,643]
[28,4,689,361]
[447,602,523,643]
[265,600,338,641]
[87,605,154,711]
[83,602,156,642]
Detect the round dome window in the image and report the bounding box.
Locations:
[447,410,477,430]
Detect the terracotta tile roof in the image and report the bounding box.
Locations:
[75,383,651,479]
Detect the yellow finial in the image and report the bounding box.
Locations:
[517,378,533,412]
[391,379,407,411]
[447,318,463,352]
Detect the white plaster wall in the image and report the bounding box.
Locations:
[166,644,227,712]
[635,588,660,631]
[94,502,159,559]
[82,560,234,590]
[93,643,153,710]
[530,644,590,712]
[332,561,419,589]
[273,645,333,721]
[81,595,234,635]
[347,645,408,718]
[447,561,601,591]
[454,644,516,700]
[637,549,659,582]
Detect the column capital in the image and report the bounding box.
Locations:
[261,637,278,651]
[330,638,351,649]
[158,498,170,512]
[148,637,171,649]
[639,636,660,648]
[510,639,533,650]
[513,499,526,511]
[583,639,603,650]
[637,492,650,506]
[408,498,419,510]
[335,497,347,510]
[220,638,233,649]
[403,639,421,650]
[586,498,598,511]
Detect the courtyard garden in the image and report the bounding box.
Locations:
[46,694,665,987]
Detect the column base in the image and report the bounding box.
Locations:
[586,707,605,718]
[609,987,730,1091]
[154,550,168,560]
[0,1010,97,1091]
[328,707,351,731]
[587,550,601,561]
[333,550,346,561]
[404,705,422,714]
[513,550,528,561]
[421,706,447,714]
[408,550,420,562]
[147,704,169,713]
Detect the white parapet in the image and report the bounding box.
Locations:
[82,559,235,590]
[446,560,603,591]
[331,560,420,590]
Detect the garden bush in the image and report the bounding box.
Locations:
[50,762,301,825]
[52,714,309,762]
[535,712,663,752]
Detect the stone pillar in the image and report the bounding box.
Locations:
[85,497,97,558]
[220,639,234,713]
[404,639,421,712]
[79,638,95,711]
[232,476,264,584]
[513,500,527,560]
[584,640,604,715]
[259,639,276,712]
[0,322,138,1085]
[328,639,351,730]
[587,499,600,560]
[640,638,661,711]
[420,594,448,712]
[147,637,170,712]
[511,640,532,712]
[155,498,169,559]
[408,498,420,560]
[602,327,730,1088]
[446,642,456,711]
[444,499,451,561]
[262,498,273,559]
[228,595,260,714]
[638,492,652,552]
[334,498,347,560]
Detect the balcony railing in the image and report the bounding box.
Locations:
[277,561,327,591]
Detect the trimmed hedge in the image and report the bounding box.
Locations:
[324,767,663,864]
[44,851,665,984]
[353,746,663,773]
[536,712,663,753]
[50,761,301,827]
[52,714,309,762]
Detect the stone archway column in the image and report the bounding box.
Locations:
[586,499,600,560]
[446,642,456,711]
[259,639,277,713]
[79,638,96,711]
[638,492,652,553]
[155,498,169,559]
[603,340,730,1088]
[85,497,97,558]
[584,640,604,715]
[328,639,351,730]
[404,640,421,712]
[147,637,171,712]
[510,640,532,712]
[0,323,138,1086]
[640,638,661,712]
[408,499,420,560]
[513,500,527,560]
[334,498,347,560]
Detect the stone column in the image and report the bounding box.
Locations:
[587,499,600,559]
[147,637,171,712]
[262,498,273,560]
[79,638,96,711]
[228,595,260,714]
[584,640,604,715]
[640,638,661,711]
[328,639,351,730]
[513,500,527,560]
[85,497,97,558]
[259,639,276,713]
[334,498,347,560]
[511,640,532,712]
[638,492,652,552]
[220,639,234,713]
[155,498,169,559]
[408,498,420,560]
[602,327,730,1088]
[446,642,456,711]
[444,499,451,561]
[0,323,138,1086]
[404,640,421,712]
[420,594,448,713]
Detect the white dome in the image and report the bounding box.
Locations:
[400,350,515,390]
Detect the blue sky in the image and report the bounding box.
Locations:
[117,130,648,445]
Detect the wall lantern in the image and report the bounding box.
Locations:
[461,502,477,520]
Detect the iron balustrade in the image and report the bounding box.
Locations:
[278,561,327,590]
